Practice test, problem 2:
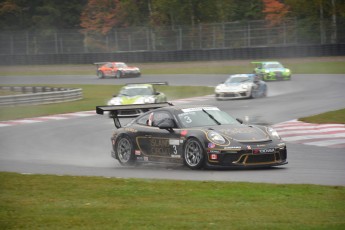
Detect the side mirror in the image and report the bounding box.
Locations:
[158,118,175,130]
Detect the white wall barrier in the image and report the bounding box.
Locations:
[0,86,83,106]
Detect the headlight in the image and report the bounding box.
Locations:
[268,127,281,139]
[242,85,248,89]
[207,131,226,145]
[285,69,290,73]
[144,97,155,103]
[215,85,223,92]
[107,98,121,105]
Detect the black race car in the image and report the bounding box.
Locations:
[96,103,287,169]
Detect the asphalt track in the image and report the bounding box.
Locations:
[0,74,345,186]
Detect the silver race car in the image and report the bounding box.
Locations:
[215,74,267,100]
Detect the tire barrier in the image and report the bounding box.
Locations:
[0,86,83,106]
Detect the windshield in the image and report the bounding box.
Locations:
[119,87,153,96]
[115,63,127,68]
[177,107,239,128]
[225,76,252,84]
[265,63,283,68]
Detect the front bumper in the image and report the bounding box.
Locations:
[215,91,251,99]
[206,147,287,168]
[260,72,291,81]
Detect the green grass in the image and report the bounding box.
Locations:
[0,84,214,121]
[299,108,345,124]
[1,172,344,230]
[1,57,344,75]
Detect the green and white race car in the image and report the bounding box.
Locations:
[252,61,291,81]
[107,83,168,106]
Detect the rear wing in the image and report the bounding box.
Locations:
[251,61,264,68]
[96,102,173,128]
[94,62,109,66]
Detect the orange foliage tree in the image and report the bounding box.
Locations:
[262,0,290,26]
[80,0,127,35]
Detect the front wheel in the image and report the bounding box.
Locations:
[97,71,104,79]
[115,135,136,166]
[183,138,205,169]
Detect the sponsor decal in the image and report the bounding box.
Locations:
[144,157,149,161]
[247,145,252,150]
[124,128,138,133]
[224,146,241,150]
[169,139,180,145]
[208,143,216,148]
[210,154,218,160]
[259,148,275,153]
[171,155,181,158]
[135,150,141,156]
[209,150,221,154]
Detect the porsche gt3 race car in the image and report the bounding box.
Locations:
[107,83,168,117]
[107,83,168,106]
[252,61,291,81]
[94,62,141,78]
[96,103,288,169]
[215,74,267,100]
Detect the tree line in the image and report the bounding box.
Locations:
[1,0,344,34]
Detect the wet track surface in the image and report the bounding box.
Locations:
[0,74,345,185]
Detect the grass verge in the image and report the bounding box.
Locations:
[1,57,344,75]
[0,84,214,121]
[1,172,344,230]
[299,108,345,124]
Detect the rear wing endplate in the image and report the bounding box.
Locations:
[96,103,173,128]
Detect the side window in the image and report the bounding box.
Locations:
[137,113,150,126]
[152,111,173,127]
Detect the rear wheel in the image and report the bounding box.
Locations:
[115,135,136,166]
[183,138,205,169]
[116,71,122,78]
[97,71,104,79]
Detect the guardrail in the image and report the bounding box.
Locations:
[0,86,83,106]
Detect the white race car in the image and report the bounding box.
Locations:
[215,74,267,100]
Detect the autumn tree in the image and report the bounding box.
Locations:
[262,0,290,26]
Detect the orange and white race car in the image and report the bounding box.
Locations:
[94,62,141,79]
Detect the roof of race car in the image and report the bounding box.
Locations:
[228,73,255,78]
[155,104,219,112]
[251,61,280,64]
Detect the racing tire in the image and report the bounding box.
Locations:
[97,71,105,79]
[249,90,254,99]
[183,138,205,170]
[116,71,122,79]
[263,87,268,97]
[115,135,136,166]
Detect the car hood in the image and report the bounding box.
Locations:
[266,67,286,72]
[217,82,251,88]
[207,124,271,142]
